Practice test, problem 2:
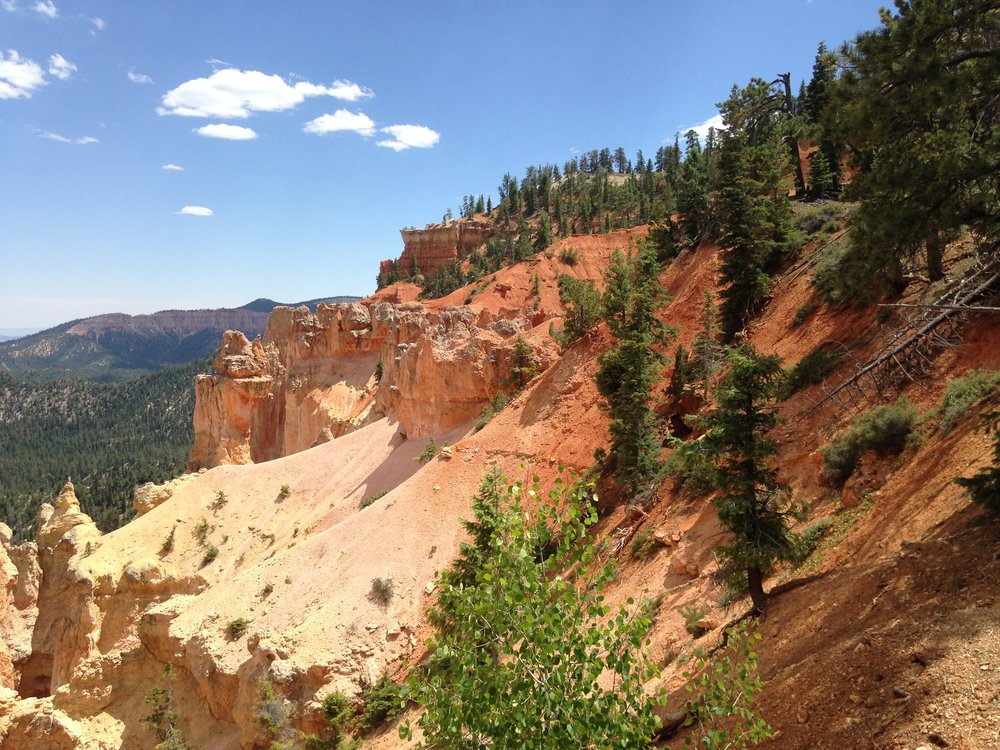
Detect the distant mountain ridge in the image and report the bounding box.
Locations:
[0,296,360,381]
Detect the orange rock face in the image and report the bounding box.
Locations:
[384,219,492,280]
[189,299,546,469]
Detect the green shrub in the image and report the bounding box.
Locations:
[256,679,290,732]
[791,517,833,564]
[201,546,219,566]
[194,518,210,545]
[369,577,393,605]
[360,674,406,732]
[821,399,919,483]
[629,528,659,560]
[360,491,386,510]
[474,404,495,432]
[780,348,841,398]
[665,437,720,496]
[415,439,438,464]
[278,484,291,499]
[793,301,815,327]
[374,359,384,383]
[262,582,274,595]
[160,525,176,555]
[558,247,579,265]
[937,370,1000,433]
[812,233,858,306]
[680,604,708,638]
[955,410,1000,514]
[226,618,251,640]
[796,203,843,235]
[491,391,508,412]
[211,490,227,510]
[641,593,665,629]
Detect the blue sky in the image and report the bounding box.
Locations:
[1,0,886,330]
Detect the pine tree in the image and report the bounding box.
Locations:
[831,0,999,288]
[803,42,843,196]
[701,346,796,612]
[535,212,553,252]
[715,79,794,339]
[595,244,675,499]
[676,130,715,246]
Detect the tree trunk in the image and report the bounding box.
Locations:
[747,566,767,614]
[926,230,945,282]
[778,73,806,197]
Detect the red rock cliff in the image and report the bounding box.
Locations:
[383,219,492,280]
[188,299,547,469]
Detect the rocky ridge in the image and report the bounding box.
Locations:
[189,299,556,469]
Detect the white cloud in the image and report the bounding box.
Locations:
[194,123,258,140]
[32,0,56,18]
[162,163,184,171]
[157,68,373,119]
[376,124,440,151]
[1,1,17,12]
[37,130,98,144]
[303,109,375,137]
[325,79,374,102]
[682,113,726,145]
[48,53,75,80]
[128,69,153,85]
[90,16,105,30]
[178,206,213,217]
[0,50,46,99]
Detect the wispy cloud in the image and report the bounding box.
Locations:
[303,109,375,137]
[1,1,17,12]
[325,80,373,103]
[178,205,213,217]
[128,69,153,85]
[0,50,46,99]
[194,123,258,140]
[90,16,105,31]
[37,129,98,144]
[158,68,374,119]
[162,163,184,171]
[376,124,440,151]
[32,0,56,18]
[47,53,75,80]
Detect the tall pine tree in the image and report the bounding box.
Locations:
[595,244,675,500]
[702,346,796,612]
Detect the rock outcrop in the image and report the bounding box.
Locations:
[133,473,202,516]
[382,219,492,280]
[17,481,102,700]
[189,300,550,469]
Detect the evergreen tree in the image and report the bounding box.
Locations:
[690,290,726,391]
[595,244,675,499]
[676,130,716,246]
[535,212,553,252]
[808,149,837,199]
[804,42,843,196]
[715,79,794,339]
[551,275,602,346]
[831,0,999,288]
[701,346,796,613]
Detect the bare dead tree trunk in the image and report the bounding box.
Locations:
[777,73,806,197]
